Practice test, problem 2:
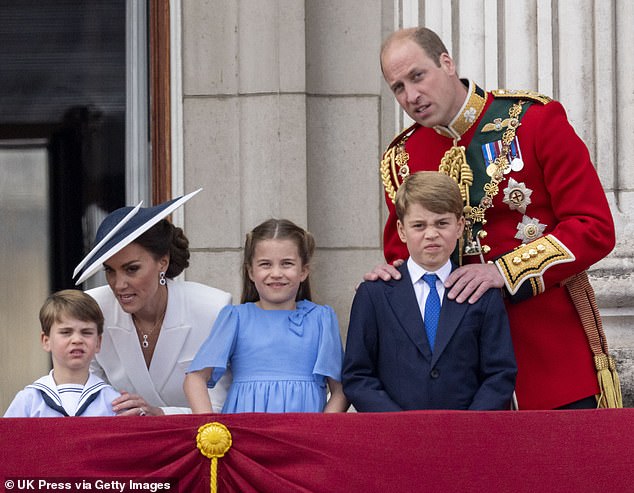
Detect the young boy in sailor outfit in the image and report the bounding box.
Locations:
[4,290,120,417]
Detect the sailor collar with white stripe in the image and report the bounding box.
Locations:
[26,370,110,416]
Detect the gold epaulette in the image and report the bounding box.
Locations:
[494,234,574,295]
[385,122,418,152]
[492,89,552,105]
[380,123,418,203]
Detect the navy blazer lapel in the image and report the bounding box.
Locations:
[431,296,468,366]
[386,263,432,361]
[430,264,468,367]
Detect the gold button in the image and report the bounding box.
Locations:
[537,244,546,252]
[513,257,522,265]
[521,252,531,261]
[482,245,491,254]
[478,230,488,239]
[529,249,538,257]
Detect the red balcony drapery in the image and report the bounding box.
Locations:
[2,409,633,492]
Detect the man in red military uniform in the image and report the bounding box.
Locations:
[371,27,616,409]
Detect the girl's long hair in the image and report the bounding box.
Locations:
[241,218,315,304]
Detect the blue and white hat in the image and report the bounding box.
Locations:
[73,189,202,285]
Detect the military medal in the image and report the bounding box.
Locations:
[442,100,525,259]
[509,138,524,171]
[514,215,547,244]
[503,178,532,213]
[511,157,524,172]
[482,136,523,175]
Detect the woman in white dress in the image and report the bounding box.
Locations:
[73,190,231,415]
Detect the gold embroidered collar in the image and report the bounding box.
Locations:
[433,80,487,140]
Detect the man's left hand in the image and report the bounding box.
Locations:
[445,263,504,304]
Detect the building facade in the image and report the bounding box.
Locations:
[1,0,632,411]
[177,0,633,405]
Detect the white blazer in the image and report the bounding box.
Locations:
[88,279,232,414]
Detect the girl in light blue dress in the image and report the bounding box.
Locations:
[184,219,348,413]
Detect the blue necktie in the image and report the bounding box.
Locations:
[422,273,440,352]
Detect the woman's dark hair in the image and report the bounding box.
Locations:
[241,218,315,304]
[134,219,190,278]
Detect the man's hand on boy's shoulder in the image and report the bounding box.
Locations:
[361,260,505,304]
[362,259,404,283]
[445,263,504,304]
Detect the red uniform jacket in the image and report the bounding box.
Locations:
[381,84,615,409]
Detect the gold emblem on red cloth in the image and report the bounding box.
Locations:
[197,422,232,493]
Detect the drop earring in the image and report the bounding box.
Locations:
[159,271,166,286]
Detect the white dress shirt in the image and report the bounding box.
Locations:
[406,257,452,323]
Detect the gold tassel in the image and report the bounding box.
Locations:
[565,272,623,409]
[609,356,623,408]
[594,355,622,409]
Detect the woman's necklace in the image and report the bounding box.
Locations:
[135,315,163,349]
[133,292,167,350]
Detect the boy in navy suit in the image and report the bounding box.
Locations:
[343,172,516,411]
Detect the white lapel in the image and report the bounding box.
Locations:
[148,281,191,393]
[107,321,166,406]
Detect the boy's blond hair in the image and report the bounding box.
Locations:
[395,171,463,221]
[39,289,104,336]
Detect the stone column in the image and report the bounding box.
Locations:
[180,0,308,298]
[591,0,634,405]
[304,0,384,331]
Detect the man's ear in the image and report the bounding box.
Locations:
[439,52,457,76]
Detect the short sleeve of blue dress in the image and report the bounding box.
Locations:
[310,303,344,382]
[188,304,239,386]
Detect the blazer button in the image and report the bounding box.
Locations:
[430,369,440,379]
